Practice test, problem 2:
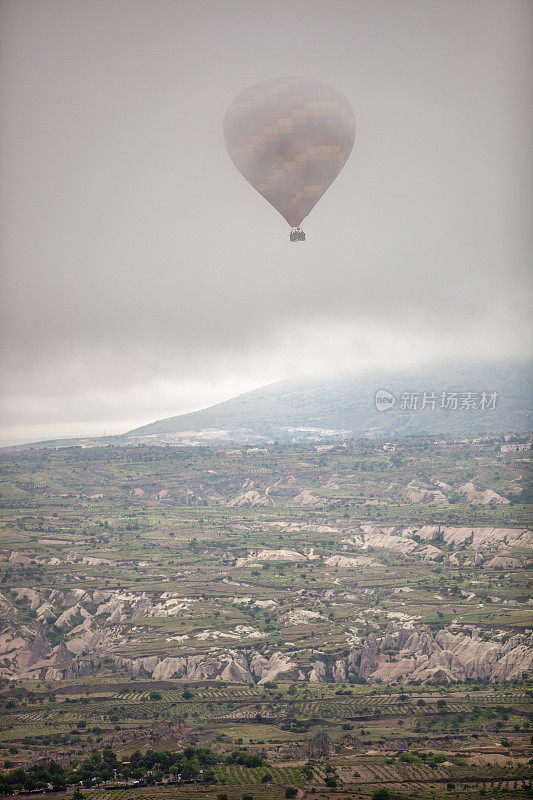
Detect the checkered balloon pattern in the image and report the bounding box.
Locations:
[224,77,355,229]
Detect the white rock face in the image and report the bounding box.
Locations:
[255,549,306,562]
[284,609,324,626]
[54,604,91,631]
[309,660,327,682]
[228,490,272,507]
[292,489,324,506]
[220,659,254,684]
[9,551,31,564]
[346,526,441,560]
[152,657,187,680]
[3,576,531,686]
[485,555,521,567]
[401,483,449,505]
[457,483,510,505]
[96,599,124,617]
[354,627,533,684]
[354,523,532,552]
[257,652,297,684]
[333,659,347,682]
[13,588,42,610]
[253,599,278,609]
[324,554,378,568]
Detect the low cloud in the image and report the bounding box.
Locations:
[1,0,532,442]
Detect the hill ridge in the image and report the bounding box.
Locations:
[125,360,532,443]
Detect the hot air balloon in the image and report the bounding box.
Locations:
[224,77,355,241]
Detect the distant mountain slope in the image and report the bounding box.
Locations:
[126,361,532,443]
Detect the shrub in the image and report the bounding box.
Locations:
[372,790,390,800]
[285,789,298,799]
[399,752,422,763]
[227,750,263,768]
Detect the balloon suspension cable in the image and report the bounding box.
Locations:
[290,226,305,242]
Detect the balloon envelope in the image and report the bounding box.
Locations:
[224,77,355,229]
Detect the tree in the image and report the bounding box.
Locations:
[285,789,298,799]
[372,790,390,800]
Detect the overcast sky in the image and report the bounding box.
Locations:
[1,0,532,444]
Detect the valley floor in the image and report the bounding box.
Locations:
[0,433,531,799]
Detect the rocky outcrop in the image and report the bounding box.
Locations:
[339,733,363,750]
[401,483,449,505]
[228,490,272,507]
[457,483,510,505]
[284,609,324,626]
[3,582,532,685]
[257,652,298,683]
[53,641,73,664]
[324,554,378,568]
[2,622,532,684]
[485,555,521,568]
[16,627,52,670]
[151,657,187,680]
[333,658,347,682]
[292,489,325,507]
[350,627,533,684]
[305,731,333,758]
[344,523,532,556]
[65,658,100,678]
[220,658,254,684]
[150,715,185,739]
[413,525,531,549]
[309,660,327,682]
[491,644,533,681]
[237,549,306,565]
[54,604,91,630]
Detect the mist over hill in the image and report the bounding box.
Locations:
[123,361,532,445]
